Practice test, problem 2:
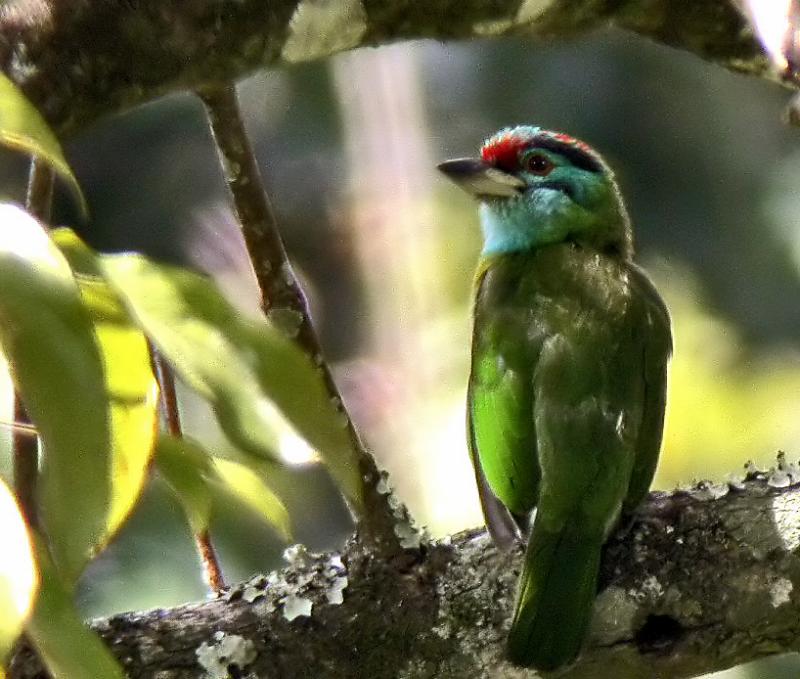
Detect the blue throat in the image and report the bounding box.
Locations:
[479,190,581,256]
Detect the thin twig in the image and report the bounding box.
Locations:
[196,82,401,553]
[25,157,55,222]
[151,349,183,439]
[12,398,39,529]
[152,347,227,593]
[194,530,226,594]
[0,421,38,437]
[13,157,55,528]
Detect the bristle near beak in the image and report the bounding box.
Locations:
[437,158,525,199]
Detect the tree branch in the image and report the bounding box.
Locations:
[196,82,403,551]
[0,0,779,139]
[9,468,800,678]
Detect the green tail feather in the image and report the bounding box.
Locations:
[507,521,603,670]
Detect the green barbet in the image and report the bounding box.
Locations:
[438,126,672,670]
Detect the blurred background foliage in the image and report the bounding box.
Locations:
[1,27,799,679]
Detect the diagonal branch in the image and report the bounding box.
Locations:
[197,82,402,551]
[9,469,800,679]
[0,0,779,139]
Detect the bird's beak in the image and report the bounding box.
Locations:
[437,158,525,199]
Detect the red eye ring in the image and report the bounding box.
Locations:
[524,153,553,176]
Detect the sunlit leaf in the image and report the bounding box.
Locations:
[156,434,291,541]
[0,74,87,215]
[211,457,292,542]
[101,254,363,510]
[51,229,159,540]
[0,205,109,583]
[0,479,38,671]
[26,540,125,679]
[155,434,213,534]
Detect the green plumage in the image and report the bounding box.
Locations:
[469,246,670,668]
[439,126,671,670]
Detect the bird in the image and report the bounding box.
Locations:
[437,126,672,670]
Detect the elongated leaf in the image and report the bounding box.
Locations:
[0,205,109,583]
[155,434,213,534]
[156,434,291,541]
[211,457,291,542]
[26,541,125,679]
[102,255,363,510]
[51,229,158,539]
[0,479,38,671]
[105,259,281,460]
[0,74,86,214]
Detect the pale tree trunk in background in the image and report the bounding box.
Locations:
[332,46,480,532]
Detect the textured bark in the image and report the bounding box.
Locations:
[9,469,800,678]
[0,0,781,139]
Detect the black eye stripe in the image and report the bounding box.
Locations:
[528,137,604,174]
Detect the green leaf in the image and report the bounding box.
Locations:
[51,229,159,540]
[0,205,109,583]
[156,434,291,541]
[0,74,87,215]
[101,254,363,510]
[211,457,292,542]
[26,540,125,679]
[155,434,213,534]
[0,479,38,671]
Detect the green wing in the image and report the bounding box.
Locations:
[468,350,537,546]
[469,342,540,516]
[468,261,543,544]
[622,264,672,513]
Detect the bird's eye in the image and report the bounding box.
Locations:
[524,154,553,176]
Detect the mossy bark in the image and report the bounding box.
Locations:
[0,0,774,138]
[10,475,800,678]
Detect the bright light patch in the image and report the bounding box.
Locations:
[0,478,38,634]
[770,491,800,553]
[0,204,63,277]
[0,350,13,480]
[279,430,319,465]
[281,0,367,64]
[516,0,557,25]
[426,400,483,536]
[252,397,319,465]
[742,0,791,72]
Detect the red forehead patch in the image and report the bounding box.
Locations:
[480,132,530,173]
[480,128,601,174]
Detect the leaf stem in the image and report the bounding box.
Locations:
[13,157,55,528]
[196,82,401,553]
[152,348,227,593]
[12,397,39,529]
[152,349,183,438]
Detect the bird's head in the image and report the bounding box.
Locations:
[438,126,632,258]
